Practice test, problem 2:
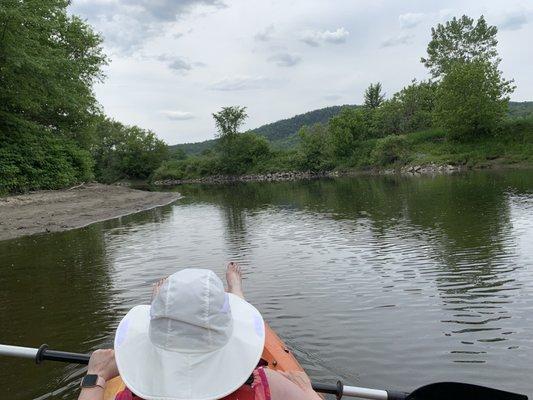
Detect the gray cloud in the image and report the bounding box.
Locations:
[160,110,195,120]
[169,59,193,72]
[70,0,225,54]
[128,0,225,22]
[255,25,275,42]
[301,27,349,47]
[399,13,425,29]
[499,12,529,31]
[158,55,206,73]
[267,53,301,67]
[381,34,413,48]
[208,76,271,91]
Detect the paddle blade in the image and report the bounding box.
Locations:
[407,382,527,400]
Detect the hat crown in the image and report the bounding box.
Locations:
[149,269,233,353]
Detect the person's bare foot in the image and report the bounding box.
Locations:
[226,262,245,299]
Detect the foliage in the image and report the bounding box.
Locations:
[92,118,169,182]
[421,15,499,79]
[154,156,221,181]
[153,133,271,180]
[170,105,359,156]
[507,101,533,119]
[212,106,248,140]
[0,116,93,194]
[392,80,438,132]
[435,60,515,140]
[0,0,107,146]
[297,124,333,171]
[218,133,271,175]
[0,0,108,193]
[329,108,374,158]
[364,82,385,109]
[171,148,187,161]
[371,135,411,166]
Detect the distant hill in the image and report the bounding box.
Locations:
[508,101,533,119]
[170,105,357,155]
[170,101,533,155]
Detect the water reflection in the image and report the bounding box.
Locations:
[176,171,533,391]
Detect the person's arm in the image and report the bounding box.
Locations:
[78,349,119,400]
[266,369,323,400]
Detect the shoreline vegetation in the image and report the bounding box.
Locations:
[0,183,180,241]
[1,6,532,196]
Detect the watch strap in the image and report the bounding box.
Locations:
[80,374,106,389]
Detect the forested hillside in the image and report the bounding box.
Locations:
[171,105,357,155]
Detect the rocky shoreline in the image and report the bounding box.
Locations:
[153,163,467,186]
[391,163,466,175]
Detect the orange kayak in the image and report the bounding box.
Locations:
[103,323,303,399]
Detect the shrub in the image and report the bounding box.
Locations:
[93,119,169,182]
[0,126,93,194]
[297,123,334,172]
[217,133,271,175]
[329,108,373,158]
[371,135,411,166]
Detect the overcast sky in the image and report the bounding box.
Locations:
[69,0,533,145]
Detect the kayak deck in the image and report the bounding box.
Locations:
[103,323,302,399]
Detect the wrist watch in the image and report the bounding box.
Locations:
[80,374,106,389]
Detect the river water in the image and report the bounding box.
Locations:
[1,170,532,399]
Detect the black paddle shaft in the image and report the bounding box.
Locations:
[35,344,90,365]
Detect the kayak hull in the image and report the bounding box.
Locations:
[103,323,302,399]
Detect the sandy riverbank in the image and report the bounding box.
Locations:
[0,183,180,241]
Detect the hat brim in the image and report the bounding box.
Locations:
[114,294,265,400]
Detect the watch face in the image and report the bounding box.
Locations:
[82,374,99,387]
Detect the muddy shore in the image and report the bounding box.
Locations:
[0,183,180,241]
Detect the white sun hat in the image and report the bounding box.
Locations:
[114,268,265,400]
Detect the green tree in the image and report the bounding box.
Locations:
[0,0,106,192]
[218,133,271,175]
[421,15,499,79]
[329,108,373,158]
[435,60,514,139]
[212,106,248,139]
[297,123,332,171]
[364,82,385,109]
[371,81,437,137]
[0,0,107,145]
[92,118,169,182]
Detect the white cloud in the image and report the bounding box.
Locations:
[381,34,414,48]
[208,75,271,91]
[399,13,425,29]
[267,53,301,67]
[161,110,195,120]
[255,25,275,42]
[301,27,349,46]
